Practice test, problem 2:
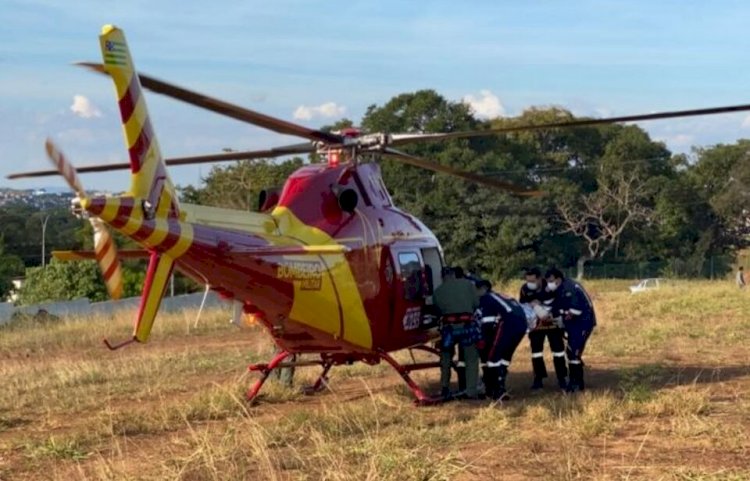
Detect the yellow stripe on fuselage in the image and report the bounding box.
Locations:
[271,206,372,349]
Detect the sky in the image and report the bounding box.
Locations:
[2,0,750,192]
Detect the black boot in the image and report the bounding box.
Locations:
[579,361,586,391]
[440,386,451,400]
[531,355,548,382]
[566,363,583,393]
[494,366,510,400]
[553,355,568,385]
[485,366,498,399]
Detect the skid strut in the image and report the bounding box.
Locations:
[245,346,446,405]
[246,350,295,402]
[306,362,333,394]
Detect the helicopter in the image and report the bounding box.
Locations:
[10,25,750,405]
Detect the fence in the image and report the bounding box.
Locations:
[559,255,738,280]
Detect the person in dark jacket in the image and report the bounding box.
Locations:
[545,267,596,393]
[520,267,567,390]
[475,280,528,400]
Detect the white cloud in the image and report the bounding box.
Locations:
[70,95,102,119]
[741,114,750,129]
[293,102,346,121]
[462,90,505,119]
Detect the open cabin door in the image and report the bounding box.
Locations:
[390,247,444,335]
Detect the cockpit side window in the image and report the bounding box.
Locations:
[398,252,424,300]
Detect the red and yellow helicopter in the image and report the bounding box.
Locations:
[11,25,750,404]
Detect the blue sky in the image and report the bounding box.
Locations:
[2,0,750,191]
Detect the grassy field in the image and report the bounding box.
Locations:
[0,280,749,480]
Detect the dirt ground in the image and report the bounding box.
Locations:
[1,282,749,480]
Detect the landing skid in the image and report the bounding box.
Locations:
[245,345,447,405]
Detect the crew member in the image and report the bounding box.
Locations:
[520,267,567,390]
[475,280,528,400]
[545,267,596,393]
[433,266,480,399]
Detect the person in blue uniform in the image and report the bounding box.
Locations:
[520,267,567,390]
[474,280,528,400]
[544,268,596,393]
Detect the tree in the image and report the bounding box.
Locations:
[556,171,653,279]
[545,124,674,278]
[18,259,107,305]
[0,237,25,300]
[192,157,305,210]
[361,90,548,280]
[691,140,750,249]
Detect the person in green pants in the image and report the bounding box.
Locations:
[433,266,480,399]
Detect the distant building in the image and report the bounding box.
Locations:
[6,277,24,303]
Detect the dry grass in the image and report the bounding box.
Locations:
[0,281,749,480]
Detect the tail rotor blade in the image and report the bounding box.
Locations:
[44,140,124,300]
[90,218,124,300]
[45,139,86,196]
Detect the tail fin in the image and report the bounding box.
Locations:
[98,25,180,348]
[101,227,178,348]
[133,253,175,343]
[99,25,180,219]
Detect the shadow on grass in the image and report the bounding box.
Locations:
[410,362,750,403]
[238,359,750,421]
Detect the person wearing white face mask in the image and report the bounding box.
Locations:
[544,267,596,393]
[520,267,567,390]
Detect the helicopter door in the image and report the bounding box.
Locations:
[393,250,434,333]
[420,247,443,329]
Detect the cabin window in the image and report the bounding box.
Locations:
[398,252,423,301]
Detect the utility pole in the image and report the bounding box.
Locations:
[41,214,50,268]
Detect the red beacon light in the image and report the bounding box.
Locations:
[327,128,361,167]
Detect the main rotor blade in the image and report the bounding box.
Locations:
[380,147,542,197]
[77,62,343,145]
[389,103,750,146]
[7,143,314,179]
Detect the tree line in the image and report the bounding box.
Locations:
[184,90,750,282]
[3,89,748,303]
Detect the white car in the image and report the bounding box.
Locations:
[629,278,662,293]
